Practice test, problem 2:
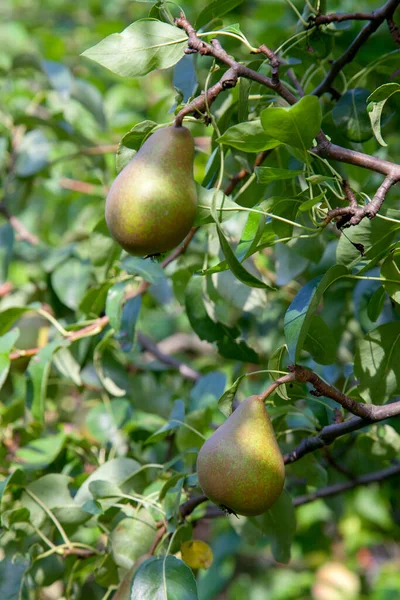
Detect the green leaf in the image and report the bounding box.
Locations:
[15,129,51,177]
[130,556,198,599]
[236,212,265,261]
[367,83,400,146]
[86,399,131,444]
[268,345,290,401]
[93,331,127,397]
[82,20,188,77]
[195,0,244,29]
[251,490,296,564]
[0,469,25,506]
[0,555,29,600]
[111,507,156,569]
[288,454,328,488]
[381,248,400,303]
[284,265,348,363]
[255,167,303,184]
[367,286,386,322]
[21,474,84,527]
[185,277,259,363]
[51,258,92,310]
[0,328,20,390]
[195,185,239,226]
[260,96,322,151]
[303,314,337,365]
[106,280,134,332]
[116,120,158,172]
[217,375,247,417]
[0,223,14,284]
[145,399,185,444]
[190,371,226,411]
[217,121,281,153]
[121,256,165,283]
[74,458,145,505]
[354,322,400,404]
[118,295,142,352]
[215,222,271,289]
[15,432,66,469]
[332,88,372,143]
[27,340,69,423]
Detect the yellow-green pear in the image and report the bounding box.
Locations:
[105,126,197,256]
[197,395,285,516]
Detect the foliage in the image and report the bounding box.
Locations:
[0,0,400,598]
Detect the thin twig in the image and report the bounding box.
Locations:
[293,463,400,506]
[137,332,201,381]
[311,0,400,96]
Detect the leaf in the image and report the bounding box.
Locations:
[0,469,25,506]
[354,322,400,404]
[74,458,144,505]
[381,248,400,303]
[288,454,328,487]
[145,399,185,444]
[367,83,400,146]
[236,212,265,261]
[0,223,14,284]
[118,295,142,352]
[41,59,73,99]
[195,185,239,226]
[106,280,134,331]
[82,20,188,77]
[116,120,158,173]
[268,345,290,401]
[173,54,197,103]
[217,375,247,417]
[111,507,157,570]
[189,371,226,411]
[21,473,88,528]
[217,121,281,153]
[215,222,271,289]
[0,328,20,391]
[284,265,348,362]
[260,96,322,151]
[251,490,296,564]
[86,399,131,444]
[27,340,69,423]
[0,555,29,600]
[185,277,259,363]
[121,256,165,284]
[255,167,303,184]
[332,88,372,143]
[71,78,107,130]
[303,314,337,365]
[181,540,213,569]
[93,331,127,397]
[195,0,244,29]
[15,432,66,469]
[14,129,51,177]
[51,257,92,310]
[367,286,386,322]
[130,556,198,599]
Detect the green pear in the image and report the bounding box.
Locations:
[197,395,285,516]
[105,126,197,256]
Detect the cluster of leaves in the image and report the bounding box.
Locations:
[0,0,400,598]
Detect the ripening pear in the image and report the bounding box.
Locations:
[197,395,285,516]
[105,126,197,256]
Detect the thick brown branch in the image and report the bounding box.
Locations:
[312,0,400,96]
[293,463,400,506]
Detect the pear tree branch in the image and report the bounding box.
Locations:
[174,12,400,226]
[311,0,400,96]
[293,463,400,506]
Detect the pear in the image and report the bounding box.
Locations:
[105,126,197,256]
[197,395,285,516]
